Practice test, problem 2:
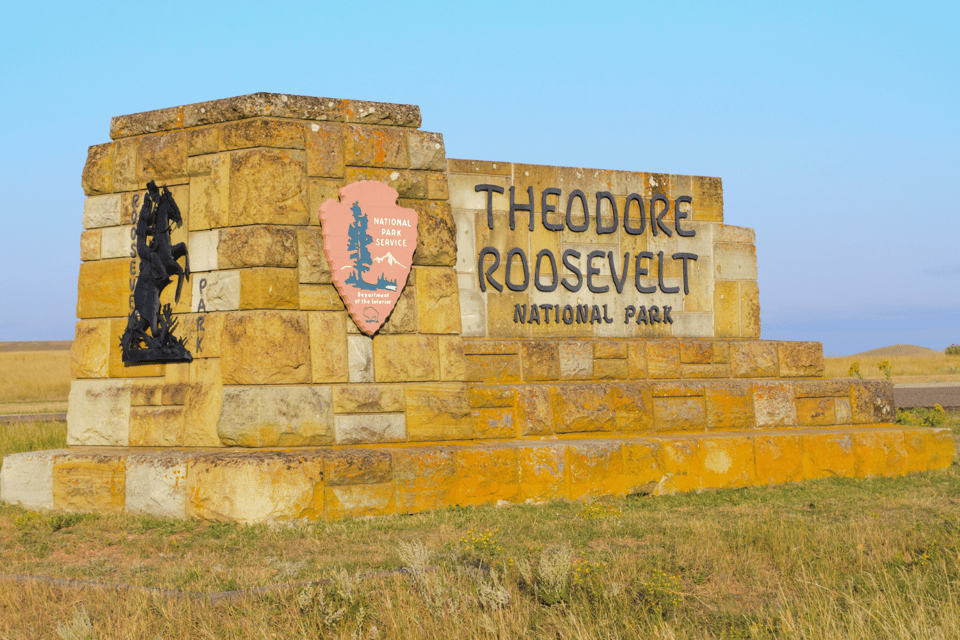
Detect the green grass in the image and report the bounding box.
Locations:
[0,419,66,471]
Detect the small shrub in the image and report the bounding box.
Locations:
[897,405,946,428]
[633,568,683,617]
[55,606,94,640]
[849,361,863,379]
[877,360,893,380]
[946,344,960,356]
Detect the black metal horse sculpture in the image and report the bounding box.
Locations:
[120,181,192,364]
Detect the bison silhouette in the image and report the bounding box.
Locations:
[363,307,379,323]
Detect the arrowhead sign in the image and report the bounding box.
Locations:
[319,181,418,335]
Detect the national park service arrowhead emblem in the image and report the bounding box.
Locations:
[319,181,418,335]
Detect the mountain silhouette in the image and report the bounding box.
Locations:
[373,252,406,269]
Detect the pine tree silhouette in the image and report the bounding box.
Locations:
[346,201,373,281]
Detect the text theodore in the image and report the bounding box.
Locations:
[474,184,700,325]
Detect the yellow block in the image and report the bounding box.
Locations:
[455,447,520,506]
[53,456,125,514]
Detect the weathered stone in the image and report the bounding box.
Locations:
[705,381,754,430]
[740,281,761,339]
[654,397,706,432]
[464,341,520,355]
[679,340,711,364]
[325,449,393,485]
[0,450,58,510]
[185,126,219,156]
[627,342,648,378]
[647,341,681,378]
[752,382,797,428]
[559,342,593,380]
[182,359,223,447]
[594,341,627,359]
[699,436,757,489]
[77,258,129,319]
[79,229,101,261]
[344,167,427,198]
[793,379,850,398]
[393,447,456,514]
[67,379,131,446]
[189,230,219,272]
[348,335,374,383]
[692,176,723,222]
[113,137,139,191]
[343,125,408,168]
[71,319,111,378]
[516,386,552,436]
[125,452,189,519]
[221,118,304,150]
[219,226,298,268]
[469,385,515,409]
[656,438,701,494]
[333,385,404,414]
[466,354,522,383]
[521,342,559,381]
[218,385,333,446]
[730,341,778,377]
[308,311,348,383]
[406,131,446,170]
[714,242,757,281]
[297,227,332,283]
[187,451,324,523]
[568,441,625,500]
[796,397,836,427]
[189,153,230,230]
[415,267,460,334]
[373,334,439,382]
[456,447,520,505]
[300,285,345,311]
[903,428,955,472]
[379,278,418,333]
[473,407,516,439]
[83,194,122,230]
[220,311,310,384]
[854,431,907,478]
[130,380,163,406]
[850,381,895,424]
[802,432,856,480]
[129,406,184,446]
[193,270,240,312]
[138,131,188,184]
[552,384,615,433]
[238,267,299,310]
[427,171,449,200]
[305,122,345,177]
[326,484,396,520]
[778,342,824,377]
[111,105,182,139]
[334,414,406,445]
[178,313,223,358]
[404,200,456,267]
[53,453,126,514]
[652,381,704,397]
[518,444,566,501]
[608,382,654,432]
[82,143,114,195]
[835,398,853,424]
[405,383,472,441]
[447,158,513,176]
[229,148,308,226]
[755,434,804,485]
[713,281,740,338]
[594,359,628,379]
[439,336,467,380]
[485,291,531,338]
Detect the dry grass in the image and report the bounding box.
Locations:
[825,353,960,383]
[0,420,66,471]
[0,350,71,405]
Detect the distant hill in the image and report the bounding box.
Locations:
[848,344,945,358]
[0,340,72,352]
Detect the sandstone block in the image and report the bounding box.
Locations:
[220,311,310,384]
[130,380,163,406]
[752,382,797,428]
[67,379,131,446]
[373,334,439,382]
[714,242,757,281]
[77,258,129,318]
[125,452,189,519]
[113,138,139,192]
[218,385,332,446]
[348,335,374,383]
[679,340,712,364]
[53,453,125,514]
[796,397,836,427]
[516,386,552,436]
[192,270,240,312]
[308,311,348,383]
[189,153,230,230]
[326,484,396,520]
[325,450,393,486]
[568,441,625,500]
[456,447,520,505]
[622,440,663,494]
[219,226,298,268]
[608,382,654,432]
[793,379,850,398]
[559,342,593,380]
[100,224,134,260]
[654,397,706,432]
[469,385,516,409]
[333,385,404,414]
[406,131,446,170]
[627,342,648,378]
[187,451,325,523]
[854,431,907,478]
[405,383,472,441]
[802,433,856,480]
[730,342,778,377]
[344,167,427,199]
[334,413,406,444]
[681,363,731,378]
[713,281,740,338]
[343,125,408,168]
[182,359,223,447]
[305,122,345,177]
[473,407,516,439]
[138,131,188,184]
[179,313,223,358]
[447,159,512,176]
[0,450,58,510]
[297,227,332,283]
[647,341,681,378]
[439,336,467,380]
[594,359,628,379]
[656,439,701,494]
[415,267,461,334]
[405,200,456,267]
[186,126,219,156]
[652,381,704,397]
[239,267,299,309]
[755,434,804,485]
[189,230,219,272]
[552,384,615,433]
[307,179,342,226]
[393,447,456,514]
[80,229,101,261]
[428,171,449,200]
[379,281,418,334]
[518,444,566,502]
[221,118,304,150]
[466,354,521,383]
[300,285,345,311]
[464,341,520,355]
[778,342,824,377]
[692,176,723,222]
[699,436,757,489]
[129,406,184,446]
[835,398,853,424]
[485,291,531,338]
[83,194,122,229]
[229,148,308,226]
[82,143,114,195]
[705,381,754,430]
[71,319,111,378]
[522,342,559,381]
[740,282,761,338]
[850,381,895,424]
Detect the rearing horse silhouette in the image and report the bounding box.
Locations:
[130,181,190,343]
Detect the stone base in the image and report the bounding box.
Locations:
[2,426,954,524]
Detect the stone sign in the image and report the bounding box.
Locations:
[0,93,953,524]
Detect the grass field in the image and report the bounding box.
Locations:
[1,420,959,639]
[824,353,960,384]
[0,350,70,414]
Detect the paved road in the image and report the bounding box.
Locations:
[894,383,960,409]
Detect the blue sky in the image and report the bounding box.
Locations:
[1,0,957,355]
